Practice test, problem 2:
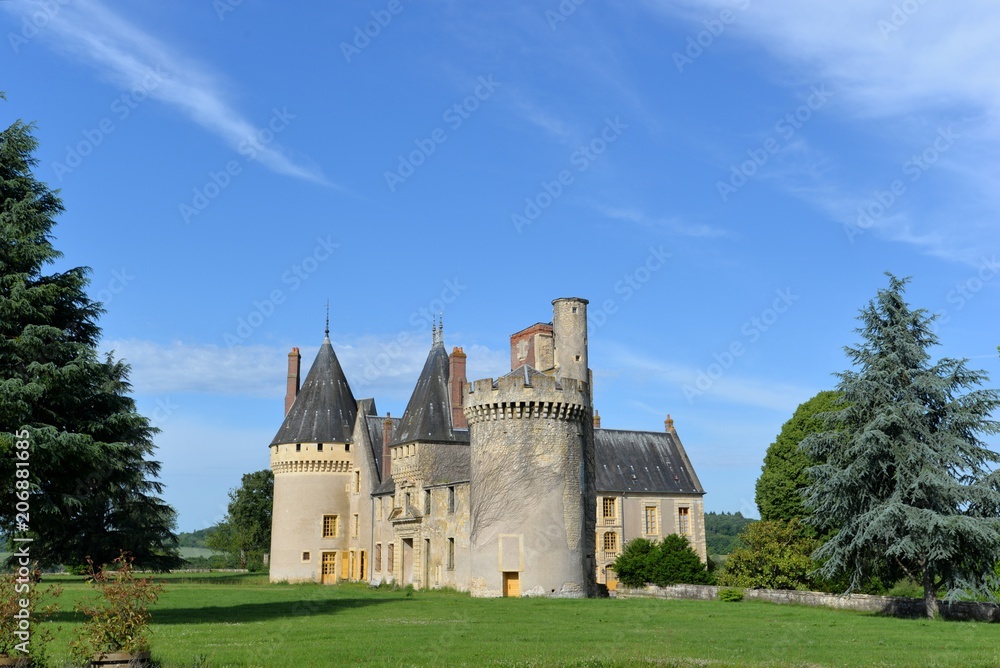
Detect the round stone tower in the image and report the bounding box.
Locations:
[465,298,596,598]
[268,332,358,583]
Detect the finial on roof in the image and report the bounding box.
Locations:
[665,413,675,432]
[325,300,330,337]
[432,314,443,346]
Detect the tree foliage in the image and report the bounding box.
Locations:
[207,470,273,571]
[755,390,842,525]
[704,511,755,556]
[802,274,1000,619]
[0,103,178,569]
[716,519,817,590]
[612,535,712,588]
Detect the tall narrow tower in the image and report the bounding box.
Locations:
[466,297,596,597]
[268,330,357,583]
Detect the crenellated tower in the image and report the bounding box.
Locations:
[465,297,596,597]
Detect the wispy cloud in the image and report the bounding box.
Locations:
[642,0,1000,264]
[601,343,812,413]
[592,202,728,238]
[3,0,329,184]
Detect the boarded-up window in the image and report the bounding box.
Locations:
[447,538,455,570]
[375,543,382,572]
[388,543,395,571]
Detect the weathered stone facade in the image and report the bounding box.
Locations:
[268,298,706,596]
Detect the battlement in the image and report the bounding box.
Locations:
[464,366,590,425]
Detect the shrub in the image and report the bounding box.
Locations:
[612,535,712,588]
[716,518,817,590]
[70,551,164,663]
[717,587,744,602]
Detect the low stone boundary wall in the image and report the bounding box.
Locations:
[615,584,1000,622]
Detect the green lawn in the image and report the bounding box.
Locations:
[31,575,1000,667]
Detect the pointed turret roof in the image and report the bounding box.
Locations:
[393,327,465,444]
[270,335,357,445]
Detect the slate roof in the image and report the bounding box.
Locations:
[595,429,704,495]
[366,412,400,484]
[270,336,357,445]
[392,340,468,445]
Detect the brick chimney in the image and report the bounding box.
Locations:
[593,410,601,429]
[284,347,301,415]
[449,347,468,429]
[382,413,393,482]
[665,413,675,433]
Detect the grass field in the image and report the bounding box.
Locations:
[30,573,1000,667]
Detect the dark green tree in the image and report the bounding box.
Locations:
[612,535,711,587]
[0,98,179,569]
[207,470,273,571]
[803,274,1000,619]
[716,519,817,590]
[755,390,842,525]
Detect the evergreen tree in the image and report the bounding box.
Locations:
[207,470,273,571]
[0,98,179,569]
[755,390,842,525]
[802,274,1000,618]
[612,535,711,587]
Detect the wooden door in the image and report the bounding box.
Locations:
[321,552,336,585]
[503,571,520,597]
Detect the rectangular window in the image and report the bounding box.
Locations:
[602,497,615,518]
[448,486,456,514]
[603,532,617,551]
[388,543,395,572]
[323,514,338,538]
[355,470,361,493]
[301,551,311,562]
[375,543,382,572]
[352,513,359,539]
[644,506,658,535]
[405,492,411,509]
[678,507,691,536]
[317,443,323,452]
[295,443,301,452]
[424,489,432,515]
[447,538,455,570]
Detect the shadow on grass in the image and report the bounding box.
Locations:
[49,596,396,625]
[152,596,397,624]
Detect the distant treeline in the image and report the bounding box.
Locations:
[705,512,756,556]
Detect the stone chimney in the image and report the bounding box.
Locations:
[382,413,393,482]
[449,347,468,429]
[665,413,675,433]
[593,410,601,429]
[284,347,301,415]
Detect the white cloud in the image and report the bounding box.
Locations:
[104,336,508,403]
[4,0,329,184]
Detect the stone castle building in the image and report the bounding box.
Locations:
[268,298,705,596]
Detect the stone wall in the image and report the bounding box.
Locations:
[616,584,1000,622]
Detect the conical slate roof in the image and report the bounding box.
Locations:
[393,337,462,444]
[270,336,357,445]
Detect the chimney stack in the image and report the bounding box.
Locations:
[665,413,675,433]
[284,347,301,415]
[449,347,468,429]
[593,410,601,429]
[382,413,393,482]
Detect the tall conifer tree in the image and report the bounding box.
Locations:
[0,97,179,569]
[803,274,1000,618]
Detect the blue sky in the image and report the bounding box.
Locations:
[2,0,999,532]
